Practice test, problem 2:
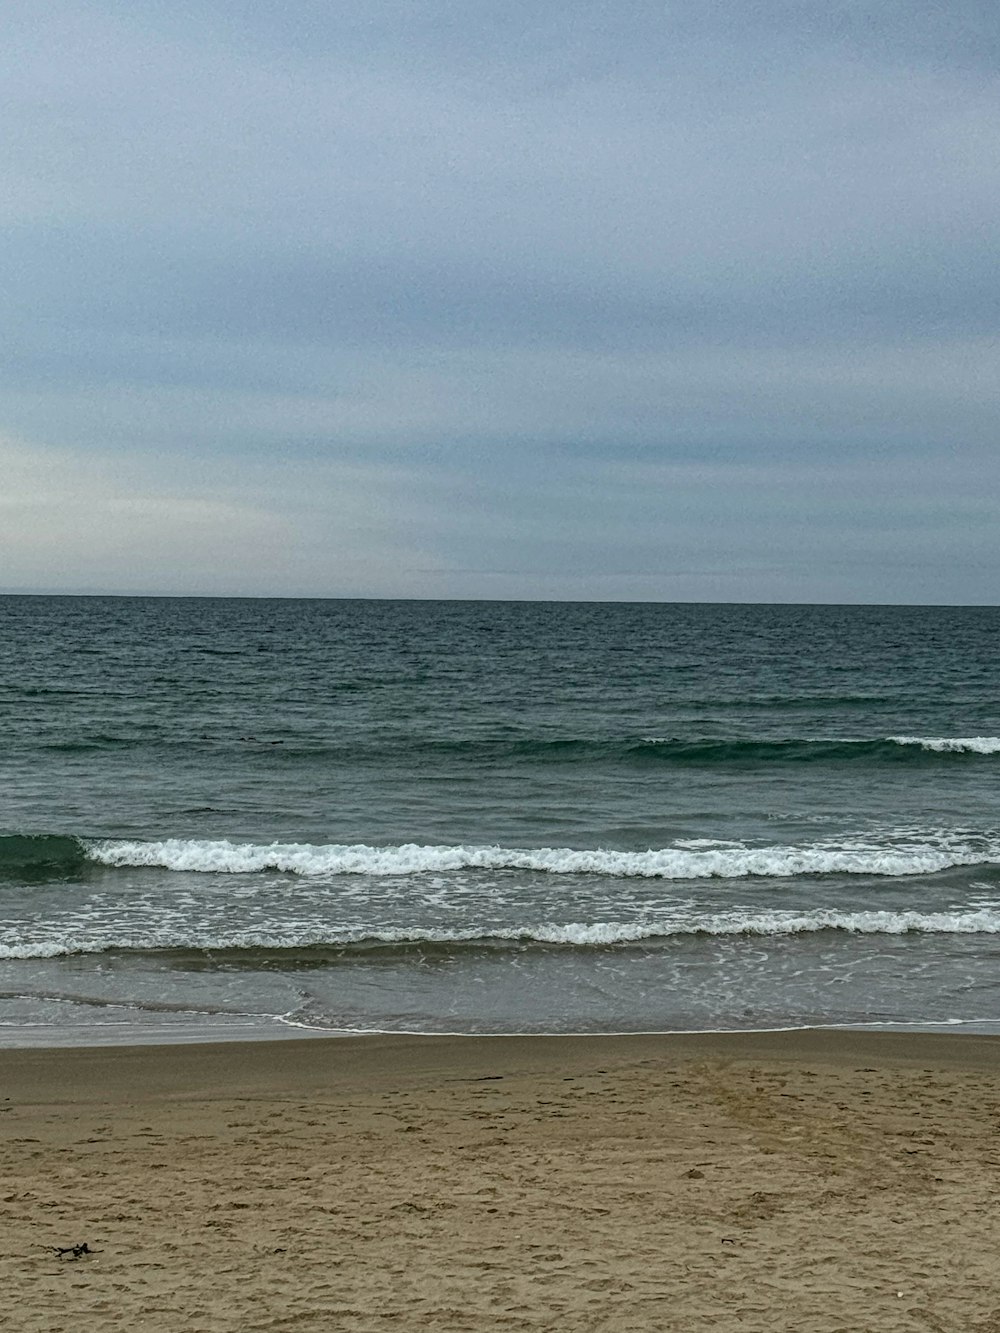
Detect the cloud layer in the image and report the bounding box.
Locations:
[2,2,998,599]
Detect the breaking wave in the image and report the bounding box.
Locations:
[83,835,1000,880]
[887,736,1000,755]
[4,830,1000,884]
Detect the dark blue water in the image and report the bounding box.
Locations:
[1,597,998,1043]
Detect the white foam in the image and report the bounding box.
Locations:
[0,941,88,960]
[486,911,1000,941]
[84,836,1000,880]
[889,736,1000,754]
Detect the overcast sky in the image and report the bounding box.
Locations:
[2,1,997,601]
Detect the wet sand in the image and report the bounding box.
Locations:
[3,1029,1000,1332]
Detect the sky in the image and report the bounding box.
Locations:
[1,1,998,602]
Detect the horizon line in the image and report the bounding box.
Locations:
[0,590,996,609]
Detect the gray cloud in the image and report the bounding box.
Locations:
[1,2,998,600]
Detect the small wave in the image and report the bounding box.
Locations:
[82,836,1000,880]
[0,834,88,875]
[41,736,147,753]
[6,908,1000,961]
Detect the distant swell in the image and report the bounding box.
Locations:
[83,836,1000,880]
[481,735,1000,763]
[28,734,1000,763]
[6,908,1000,961]
[634,736,1000,762]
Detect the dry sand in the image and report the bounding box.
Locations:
[3,1029,1000,1332]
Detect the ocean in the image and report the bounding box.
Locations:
[1,596,998,1045]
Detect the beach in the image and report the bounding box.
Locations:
[4,1030,1000,1332]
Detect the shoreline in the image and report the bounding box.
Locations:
[4,1012,1000,1053]
[5,1028,1000,1331]
[4,1024,999,1099]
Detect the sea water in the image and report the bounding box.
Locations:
[1,596,998,1044]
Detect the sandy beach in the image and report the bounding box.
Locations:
[3,1029,1000,1332]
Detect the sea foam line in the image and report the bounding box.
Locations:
[83,836,1000,880]
[6,907,1000,960]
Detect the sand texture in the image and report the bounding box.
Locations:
[3,1030,1000,1332]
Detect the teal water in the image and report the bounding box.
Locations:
[1,596,999,1043]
